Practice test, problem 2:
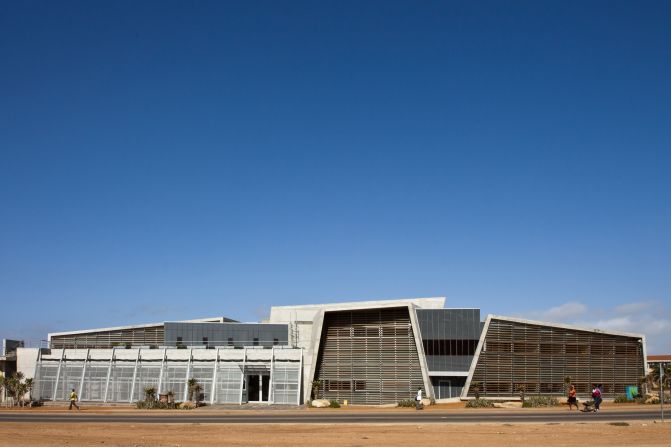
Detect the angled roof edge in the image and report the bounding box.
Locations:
[47,316,237,340]
[271,297,446,311]
[488,314,645,339]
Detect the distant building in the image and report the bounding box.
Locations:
[15,297,647,405]
[647,354,671,368]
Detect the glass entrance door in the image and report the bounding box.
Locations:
[246,374,270,402]
[438,380,451,399]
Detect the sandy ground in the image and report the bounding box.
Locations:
[1,403,667,446]
[0,421,670,447]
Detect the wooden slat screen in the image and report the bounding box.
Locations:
[314,307,424,405]
[467,318,645,398]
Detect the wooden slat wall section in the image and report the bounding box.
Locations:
[314,307,424,405]
[467,319,645,398]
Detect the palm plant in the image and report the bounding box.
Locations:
[311,379,323,400]
[16,383,28,407]
[3,375,18,405]
[646,363,671,390]
[515,384,527,402]
[24,378,34,402]
[143,386,157,402]
[2,373,29,406]
[192,382,203,406]
[470,381,482,399]
[187,378,198,401]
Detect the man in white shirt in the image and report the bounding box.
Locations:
[415,388,423,410]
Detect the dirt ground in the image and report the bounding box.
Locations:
[0,421,670,447]
[1,403,667,446]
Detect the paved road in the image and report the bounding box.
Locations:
[0,409,663,424]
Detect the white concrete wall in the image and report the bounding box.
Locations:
[16,348,39,380]
[15,348,40,402]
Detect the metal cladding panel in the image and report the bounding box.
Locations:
[426,355,473,371]
[416,309,482,373]
[467,318,646,398]
[164,322,289,348]
[314,307,424,405]
[416,309,481,339]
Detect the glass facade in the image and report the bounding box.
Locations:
[33,348,301,405]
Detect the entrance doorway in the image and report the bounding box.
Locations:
[246,374,270,402]
[437,380,451,399]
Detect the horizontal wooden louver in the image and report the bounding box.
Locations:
[51,325,165,349]
[314,307,424,405]
[468,318,645,398]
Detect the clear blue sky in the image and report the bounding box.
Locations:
[1,1,670,352]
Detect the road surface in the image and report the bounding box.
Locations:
[0,409,663,424]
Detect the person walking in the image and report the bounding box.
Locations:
[415,388,423,410]
[567,384,578,410]
[69,388,80,411]
[591,384,602,413]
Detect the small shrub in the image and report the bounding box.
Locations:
[524,396,560,407]
[644,395,660,405]
[398,399,416,407]
[136,401,184,410]
[470,381,482,399]
[465,398,495,408]
[614,394,629,403]
[609,422,630,427]
[329,400,341,408]
[143,386,157,402]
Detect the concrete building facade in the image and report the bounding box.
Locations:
[18,297,648,405]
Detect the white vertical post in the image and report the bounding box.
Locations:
[78,349,90,400]
[129,349,141,403]
[52,349,66,401]
[269,347,275,404]
[157,348,167,395]
[103,348,115,403]
[33,348,42,401]
[210,348,220,405]
[297,348,303,405]
[183,348,193,402]
[239,348,247,404]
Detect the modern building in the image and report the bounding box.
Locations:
[18,297,648,405]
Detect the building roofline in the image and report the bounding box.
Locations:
[47,316,236,340]
[488,314,646,339]
[647,355,671,361]
[270,297,446,311]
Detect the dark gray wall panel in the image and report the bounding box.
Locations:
[164,322,288,348]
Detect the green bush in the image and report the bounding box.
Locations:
[329,400,341,408]
[398,399,416,407]
[614,394,629,403]
[465,398,495,408]
[523,396,560,407]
